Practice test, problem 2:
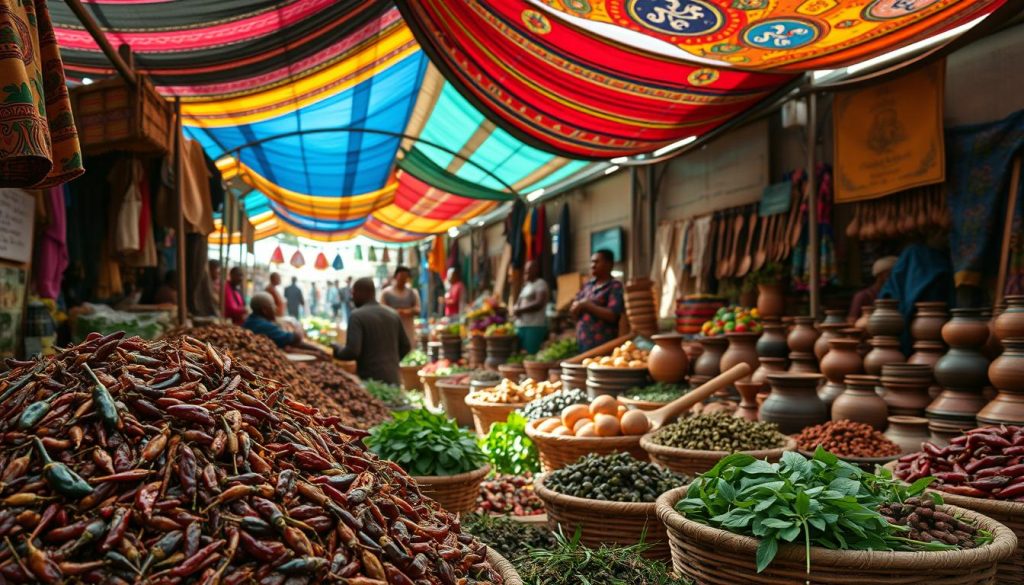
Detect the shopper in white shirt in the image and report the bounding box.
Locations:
[514,260,549,354]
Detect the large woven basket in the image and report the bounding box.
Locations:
[400,365,423,392]
[486,549,523,585]
[924,492,1024,584]
[412,464,490,515]
[524,419,649,471]
[437,378,474,427]
[656,486,1017,584]
[534,475,670,560]
[465,394,525,436]
[640,435,795,477]
[419,372,443,410]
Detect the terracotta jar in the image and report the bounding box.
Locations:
[756,283,785,319]
[994,295,1024,340]
[934,310,991,392]
[814,323,846,361]
[788,317,820,354]
[909,341,944,367]
[820,339,863,412]
[910,302,948,343]
[854,305,873,333]
[884,416,931,454]
[976,339,1024,425]
[648,333,688,384]
[879,363,933,416]
[832,375,889,430]
[823,309,847,325]
[760,373,828,435]
[734,381,763,422]
[942,308,992,348]
[756,320,789,358]
[683,341,703,377]
[867,299,904,338]
[752,357,788,386]
[788,352,819,373]
[982,310,1003,361]
[694,336,727,378]
[485,335,517,369]
[440,334,463,363]
[720,332,760,383]
[863,336,905,375]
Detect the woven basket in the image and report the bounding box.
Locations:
[523,360,557,383]
[656,486,1017,584]
[641,436,795,477]
[524,419,649,471]
[400,365,424,392]
[419,372,443,410]
[486,549,523,585]
[465,394,526,436]
[534,475,670,560]
[437,378,474,427]
[926,492,1024,584]
[412,464,490,515]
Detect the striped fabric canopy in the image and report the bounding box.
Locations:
[52,0,1009,241]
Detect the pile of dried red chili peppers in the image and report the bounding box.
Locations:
[0,332,504,584]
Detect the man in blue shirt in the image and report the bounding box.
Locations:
[244,292,325,355]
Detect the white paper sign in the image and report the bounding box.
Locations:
[0,190,34,264]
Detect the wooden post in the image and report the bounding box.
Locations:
[174,98,187,326]
[995,155,1022,307]
[64,0,138,86]
[806,93,820,320]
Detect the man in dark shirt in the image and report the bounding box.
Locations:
[244,292,325,355]
[331,278,410,384]
[284,277,305,319]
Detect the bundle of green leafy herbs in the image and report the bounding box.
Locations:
[460,514,556,560]
[529,338,579,363]
[516,530,690,585]
[479,412,540,475]
[400,349,428,367]
[675,448,981,574]
[366,409,486,476]
[505,352,527,365]
[624,382,689,403]
[363,379,407,407]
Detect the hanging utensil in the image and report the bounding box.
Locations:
[846,203,861,239]
[753,211,770,272]
[735,206,758,278]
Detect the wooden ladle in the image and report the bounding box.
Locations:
[720,211,744,278]
[714,212,728,279]
[736,208,758,277]
[646,364,753,428]
[753,213,770,271]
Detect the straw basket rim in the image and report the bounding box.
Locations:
[486,548,523,585]
[656,486,1018,570]
[534,474,659,515]
[883,460,1024,516]
[640,435,796,461]
[411,463,490,486]
[525,418,648,447]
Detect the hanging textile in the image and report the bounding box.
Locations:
[651,222,680,320]
[332,253,344,271]
[33,186,68,299]
[354,245,363,261]
[289,250,305,268]
[0,0,83,188]
[368,247,378,263]
[506,199,528,268]
[446,237,459,271]
[181,138,215,235]
[269,246,284,264]
[790,166,838,290]
[553,203,571,276]
[114,160,143,254]
[946,109,1024,287]
[381,247,390,263]
[428,235,446,276]
[314,252,329,270]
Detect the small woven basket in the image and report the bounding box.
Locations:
[641,436,795,477]
[535,475,670,560]
[400,365,423,392]
[656,486,1017,584]
[486,548,523,585]
[412,464,490,515]
[437,378,474,428]
[465,394,525,436]
[524,419,649,471]
[418,372,443,410]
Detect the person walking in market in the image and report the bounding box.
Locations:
[339,276,353,325]
[223,266,247,325]
[284,276,305,319]
[326,280,341,321]
[381,265,421,345]
[265,272,287,317]
[331,277,411,385]
[514,259,549,354]
[310,282,321,316]
[571,249,624,352]
[441,267,466,317]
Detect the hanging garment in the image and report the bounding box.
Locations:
[428,235,445,276]
[33,186,68,299]
[181,139,215,235]
[114,159,143,253]
[691,215,713,294]
[553,203,571,276]
[125,164,158,268]
[0,0,83,188]
[186,233,218,317]
[651,222,680,319]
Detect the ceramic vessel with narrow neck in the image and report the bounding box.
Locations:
[823,309,847,325]
[832,375,889,430]
[720,332,760,384]
[910,302,948,343]
[694,336,727,378]
[854,305,873,333]
[648,333,688,384]
[867,298,904,338]
[756,283,785,319]
[864,336,905,375]
[977,339,1024,425]
[819,339,863,412]
[788,352,819,373]
[752,357,788,386]
[884,416,931,454]
[933,309,990,391]
[788,317,819,354]
[814,323,846,361]
[760,373,828,435]
[756,320,789,359]
[994,295,1024,340]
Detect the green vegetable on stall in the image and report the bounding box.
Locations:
[505,352,527,365]
[400,349,428,367]
[83,364,121,430]
[529,338,579,363]
[461,513,556,561]
[624,382,688,403]
[363,379,407,407]
[367,409,486,477]
[479,413,540,475]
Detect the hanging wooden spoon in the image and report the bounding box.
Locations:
[846,204,861,239]
[714,211,728,279]
[786,181,807,255]
[723,210,744,278]
[753,212,770,271]
[861,202,876,240]
[736,207,758,277]
[898,196,913,233]
[915,190,928,231]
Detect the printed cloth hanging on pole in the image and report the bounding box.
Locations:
[314,252,329,270]
[269,246,284,264]
[332,253,344,270]
[289,250,305,268]
[354,245,363,261]
[428,235,446,276]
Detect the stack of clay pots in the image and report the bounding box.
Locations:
[560,361,588,392]
[440,334,463,362]
[864,299,906,375]
[720,332,759,385]
[814,309,848,361]
[468,335,486,368]
[819,338,863,413]
[879,363,933,416]
[586,366,651,399]
[692,336,727,387]
[977,296,1024,425]
[927,308,991,445]
[485,334,517,369]
[625,278,658,337]
[787,317,820,373]
[908,301,949,399]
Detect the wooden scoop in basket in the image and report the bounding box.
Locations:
[645,363,753,429]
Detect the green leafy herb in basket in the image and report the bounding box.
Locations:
[624,382,689,403]
[400,349,428,367]
[505,352,527,365]
[461,513,556,561]
[367,409,486,477]
[529,338,579,363]
[363,379,407,407]
[674,448,985,574]
[479,413,540,475]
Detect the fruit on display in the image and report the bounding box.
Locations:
[400,348,428,367]
[0,333,504,583]
[623,382,688,403]
[302,316,336,345]
[484,323,516,337]
[700,305,763,336]
[534,395,651,437]
[582,340,649,368]
[647,412,787,452]
[794,420,902,458]
[517,388,590,421]
[441,322,463,337]
[462,513,556,561]
[367,409,487,476]
[469,378,562,404]
[466,298,508,336]
[543,452,685,503]
[419,358,470,376]
[476,474,545,517]
[530,338,579,363]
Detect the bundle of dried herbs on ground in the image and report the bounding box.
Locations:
[0,333,505,583]
[362,379,408,408]
[675,448,992,574]
[461,513,556,560]
[367,409,488,477]
[517,529,689,585]
[479,412,540,475]
[295,360,391,427]
[544,452,684,503]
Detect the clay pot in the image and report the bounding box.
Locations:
[832,375,889,430]
[884,416,931,454]
[734,382,763,422]
[788,352,819,373]
[994,295,1024,340]
[908,341,944,367]
[942,308,991,348]
[814,323,845,361]
[933,347,990,392]
[879,363,933,416]
[823,309,847,325]
[467,336,487,368]
[755,320,788,358]
[440,334,463,362]
[694,336,727,378]
[760,373,828,435]
[682,341,703,376]
[854,305,873,333]
[648,333,688,384]
[820,339,863,412]
[976,339,1024,425]
[720,332,760,384]
[867,298,904,338]
[863,336,905,375]
[752,357,788,386]
[756,283,785,319]
[485,335,517,369]
[787,317,819,354]
[910,302,948,343]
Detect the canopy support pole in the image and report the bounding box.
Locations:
[174,97,187,326]
[806,93,820,320]
[63,0,138,86]
[995,155,1021,308]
